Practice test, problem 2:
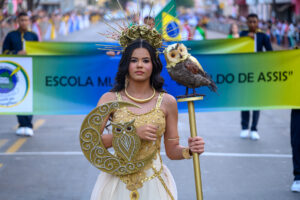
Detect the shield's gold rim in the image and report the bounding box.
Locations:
[79,101,157,176]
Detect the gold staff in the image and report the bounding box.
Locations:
[178,96,204,200]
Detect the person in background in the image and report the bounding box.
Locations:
[2,12,38,136]
[239,13,272,140]
[181,19,192,41]
[288,22,296,48]
[202,15,209,29]
[31,15,42,41]
[144,16,155,29]
[130,13,139,27]
[281,20,289,47]
[193,19,206,40]
[290,109,300,192]
[297,21,300,45]
[228,23,239,38]
[275,20,282,45]
[83,11,90,29]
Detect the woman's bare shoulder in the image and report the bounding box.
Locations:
[162,93,177,106]
[161,93,177,115]
[97,92,117,106]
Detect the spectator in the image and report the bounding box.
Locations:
[181,19,192,41]
[297,21,300,45]
[288,22,296,48]
[144,16,155,29]
[2,12,39,136]
[31,15,41,41]
[228,23,239,38]
[290,109,300,192]
[239,13,273,140]
[275,20,282,45]
[281,20,289,47]
[130,14,139,26]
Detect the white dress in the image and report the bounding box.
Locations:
[90,153,177,200]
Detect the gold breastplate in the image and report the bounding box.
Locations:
[113,92,166,191]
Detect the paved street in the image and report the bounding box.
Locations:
[0,22,298,200]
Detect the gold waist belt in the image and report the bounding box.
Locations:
[121,155,175,200]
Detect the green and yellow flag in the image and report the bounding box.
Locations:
[155,0,181,41]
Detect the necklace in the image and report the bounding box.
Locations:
[125,87,156,103]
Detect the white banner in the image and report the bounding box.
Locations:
[0,57,33,113]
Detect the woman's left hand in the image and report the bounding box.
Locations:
[188,136,205,155]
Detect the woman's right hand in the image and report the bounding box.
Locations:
[136,124,158,141]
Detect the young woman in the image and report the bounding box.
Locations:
[228,23,239,39]
[90,39,205,200]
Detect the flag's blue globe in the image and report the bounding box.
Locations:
[166,21,180,38]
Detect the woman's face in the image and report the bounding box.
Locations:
[128,48,153,83]
[232,24,238,34]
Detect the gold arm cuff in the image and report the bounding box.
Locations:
[182,147,192,159]
[166,137,179,141]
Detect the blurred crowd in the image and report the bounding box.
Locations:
[178,13,209,41]
[177,9,300,49]
[210,14,300,49]
[0,9,103,45]
[2,7,300,49]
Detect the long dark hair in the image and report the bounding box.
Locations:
[110,39,164,92]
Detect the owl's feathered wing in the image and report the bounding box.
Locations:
[187,55,204,73]
[182,57,217,92]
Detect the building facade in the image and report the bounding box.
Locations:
[236,0,298,21]
[39,0,88,12]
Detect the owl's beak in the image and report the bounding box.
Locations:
[180,54,183,59]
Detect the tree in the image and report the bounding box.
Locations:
[175,0,194,8]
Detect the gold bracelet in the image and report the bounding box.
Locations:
[182,147,192,159]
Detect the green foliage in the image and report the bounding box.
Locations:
[175,0,194,8]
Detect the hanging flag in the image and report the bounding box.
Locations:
[155,0,181,41]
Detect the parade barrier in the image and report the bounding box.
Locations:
[0,49,299,115]
[25,37,255,55]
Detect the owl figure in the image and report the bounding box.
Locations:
[164,43,217,97]
[111,119,141,162]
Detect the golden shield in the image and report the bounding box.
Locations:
[79,101,155,176]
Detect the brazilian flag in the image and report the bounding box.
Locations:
[155,0,181,41]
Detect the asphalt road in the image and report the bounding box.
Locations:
[0,21,298,200]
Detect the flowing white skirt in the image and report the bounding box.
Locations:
[90,156,177,200]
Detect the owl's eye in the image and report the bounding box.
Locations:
[171,53,176,58]
[178,44,187,53]
[115,128,122,133]
[127,126,132,131]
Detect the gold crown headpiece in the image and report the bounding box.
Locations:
[119,25,162,49]
[96,0,176,54]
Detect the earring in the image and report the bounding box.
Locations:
[125,75,129,89]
